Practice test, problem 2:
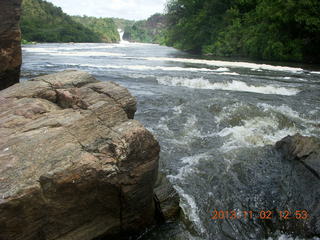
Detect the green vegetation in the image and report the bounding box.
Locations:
[165,0,320,63]
[21,39,33,44]
[123,14,167,44]
[72,16,120,42]
[21,0,119,43]
[112,18,135,30]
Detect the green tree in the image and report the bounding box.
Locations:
[21,0,119,43]
[165,0,320,62]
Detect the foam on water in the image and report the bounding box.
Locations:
[214,67,230,72]
[218,72,240,76]
[172,105,183,115]
[154,114,205,147]
[23,45,117,52]
[174,185,206,235]
[170,153,208,180]
[214,102,319,151]
[258,103,320,137]
[259,104,316,120]
[46,51,125,57]
[157,76,300,95]
[268,234,320,240]
[69,63,216,72]
[218,116,298,151]
[23,48,56,53]
[142,57,304,73]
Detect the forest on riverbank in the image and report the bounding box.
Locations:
[20,0,320,63]
[123,14,167,44]
[164,0,320,63]
[21,0,119,43]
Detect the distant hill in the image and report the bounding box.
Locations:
[112,18,135,31]
[123,14,167,44]
[21,0,119,43]
[72,16,120,43]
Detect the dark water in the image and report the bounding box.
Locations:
[21,42,320,240]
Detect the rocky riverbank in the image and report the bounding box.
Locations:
[0,70,180,240]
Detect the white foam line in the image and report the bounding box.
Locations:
[141,57,304,73]
[174,185,206,235]
[23,45,117,51]
[218,116,298,151]
[46,51,125,57]
[258,103,319,124]
[157,76,300,96]
[268,234,320,240]
[81,63,240,74]
[23,48,55,53]
[218,72,240,76]
[68,63,217,72]
[170,153,208,180]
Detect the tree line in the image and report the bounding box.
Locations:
[164,0,320,63]
[21,0,119,43]
[123,14,167,44]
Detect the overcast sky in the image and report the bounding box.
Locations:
[46,0,167,20]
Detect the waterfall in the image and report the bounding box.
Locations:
[117,29,129,44]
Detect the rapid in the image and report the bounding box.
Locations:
[21,40,320,240]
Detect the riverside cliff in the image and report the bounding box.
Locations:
[0,0,22,90]
[0,70,179,240]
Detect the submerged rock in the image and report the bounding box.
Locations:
[0,70,179,240]
[275,134,320,237]
[0,0,22,90]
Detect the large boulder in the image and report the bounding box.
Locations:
[276,133,320,178]
[0,0,22,90]
[275,134,320,237]
[0,70,161,240]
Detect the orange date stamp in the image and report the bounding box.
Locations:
[210,210,309,220]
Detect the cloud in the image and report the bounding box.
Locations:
[46,0,167,20]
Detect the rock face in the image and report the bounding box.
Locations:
[276,133,320,178]
[0,70,162,240]
[0,0,22,90]
[153,173,180,221]
[275,134,320,237]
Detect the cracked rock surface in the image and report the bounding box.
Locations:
[0,70,160,240]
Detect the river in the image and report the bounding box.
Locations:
[21,42,320,240]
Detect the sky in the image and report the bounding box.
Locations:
[46,0,167,21]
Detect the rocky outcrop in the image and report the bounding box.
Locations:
[276,133,320,179]
[0,0,22,90]
[275,134,320,237]
[0,70,176,240]
[154,173,180,221]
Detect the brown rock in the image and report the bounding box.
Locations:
[0,70,160,240]
[0,0,22,90]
